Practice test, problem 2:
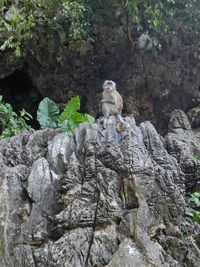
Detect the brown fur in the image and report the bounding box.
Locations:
[101,80,123,117]
[101,80,125,131]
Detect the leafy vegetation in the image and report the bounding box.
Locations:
[176,0,200,31]
[126,0,200,38]
[190,210,200,224]
[126,0,175,34]
[37,96,95,132]
[187,192,200,224]
[0,95,94,139]
[0,0,90,57]
[1,0,200,56]
[37,97,60,129]
[0,95,33,138]
[193,154,200,161]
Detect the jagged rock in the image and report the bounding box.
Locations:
[105,238,148,267]
[168,109,191,132]
[165,109,200,191]
[0,116,200,267]
[187,105,200,129]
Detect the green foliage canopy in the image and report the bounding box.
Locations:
[0,0,90,57]
[1,0,200,56]
[126,0,200,35]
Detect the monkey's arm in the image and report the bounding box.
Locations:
[101,99,115,104]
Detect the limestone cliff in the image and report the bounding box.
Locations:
[0,111,200,267]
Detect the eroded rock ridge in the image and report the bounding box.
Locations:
[0,112,200,266]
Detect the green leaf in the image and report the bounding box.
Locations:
[59,113,81,132]
[185,207,194,217]
[15,46,21,57]
[193,154,200,161]
[37,97,59,129]
[71,112,85,123]
[59,119,69,131]
[59,96,80,122]
[20,109,26,117]
[37,95,95,133]
[190,192,200,207]
[60,118,78,132]
[68,117,79,132]
[192,211,200,224]
[1,128,12,139]
[20,109,33,120]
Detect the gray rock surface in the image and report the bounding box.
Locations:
[0,115,200,267]
[165,109,200,191]
[187,105,200,129]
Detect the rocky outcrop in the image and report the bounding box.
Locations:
[0,114,200,267]
[187,105,200,129]
[165,109,200,191]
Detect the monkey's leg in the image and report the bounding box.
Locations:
[102,104,110,128]
[116,114,126,124]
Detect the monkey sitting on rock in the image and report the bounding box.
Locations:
[101,80,126,131]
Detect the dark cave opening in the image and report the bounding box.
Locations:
[0,69,42,127]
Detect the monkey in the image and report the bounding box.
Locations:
[135,34,154,75]
[137,34,153,51]
[101,80,125,131]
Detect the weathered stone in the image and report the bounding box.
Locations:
[0,115,200,266]
[165,109,200,191]
[105,238,149,267]
[187,105,200,129]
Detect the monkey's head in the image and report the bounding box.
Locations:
[103,80,116,92]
